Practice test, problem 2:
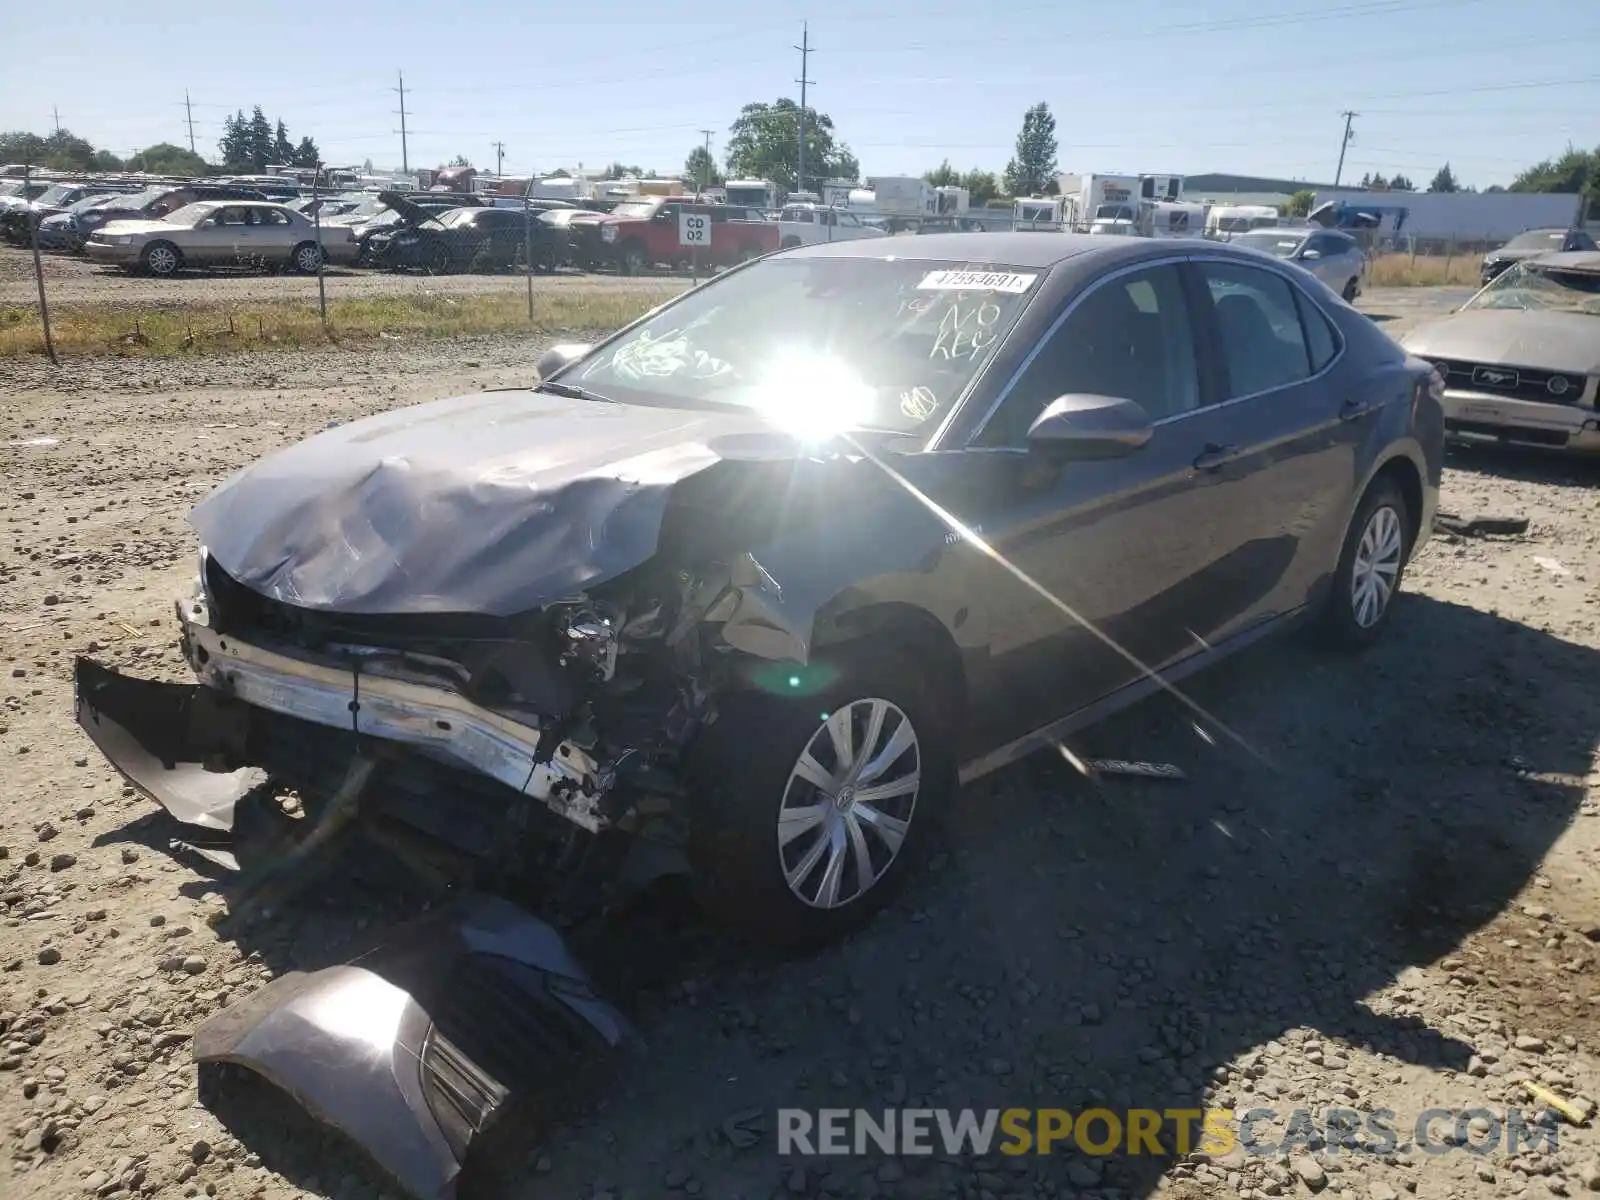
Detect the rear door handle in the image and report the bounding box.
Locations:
[1192,443,1240,471]
[1340,397,1377,422]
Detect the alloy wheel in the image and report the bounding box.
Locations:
[295,244,323,273]
[146,245,178,276]
[777,698,921,909]
[1351,504,1403,628]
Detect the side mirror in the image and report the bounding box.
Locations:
[1299,248,1322,260]
[535,342,594,381]
[1025,394,1153,461]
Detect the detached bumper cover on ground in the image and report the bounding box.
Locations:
[193,893,634,1200]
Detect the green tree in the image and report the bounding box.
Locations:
[271,120,293,166]
[1389,174,1416,191]
[602,162,642,179]
[1003,102,1058,197]
[685,145,723,190]
[1285,189,1316,218]
[1510,145,1600,219]
[923,159,961,187]
[962,168,1001,205]
[725,98,858,194]
[0,129,124,172]
[293,137,321,169]
[126,143,208,176]
[246,107,274,170]
[1427,163,1459,193]
[91,149,125,171]
[448,154,473,168]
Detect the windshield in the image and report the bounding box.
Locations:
[1464,261,1600,315]
[436,208,479,228]
[569,257,1044,436]
[725,187,770,206]
[69,193,120,214]
[158,203,215,227]
[609,201,658,219]
[1093,205,1135,222]
[1234,231,1305,258]
[34,185,74,206]
[1503,230,1567,251]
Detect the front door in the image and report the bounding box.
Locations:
[953,260,1241,753]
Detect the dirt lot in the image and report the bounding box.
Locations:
[3,292,1600,1200]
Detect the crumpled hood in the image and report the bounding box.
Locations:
[191,388,816,616]
[1400,310,1600,376]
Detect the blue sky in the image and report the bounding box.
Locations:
[2,0,1596,188]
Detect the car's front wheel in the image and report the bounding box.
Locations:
[1319,477,1411,648]
[141,241,182,277]
[1342,277,1360,303]
[686,647,952,948]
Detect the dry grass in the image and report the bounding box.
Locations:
[0,289,662,359]
[1366,252,1485,288]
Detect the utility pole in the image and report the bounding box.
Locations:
[1334,110,1358,188]
[493,141,506,177]
[793,23,815,196]
[184,91,197,154]
[697,128,714,194]
[51,106,61,135]
[394,71,410,175]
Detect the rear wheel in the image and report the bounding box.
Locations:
[1318,478,1410,649]
[686,646,953,949]
[1342,277,1360,303]
[141,241,182,277]
[425,242,452,274]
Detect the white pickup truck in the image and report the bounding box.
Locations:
[774,203,888,249]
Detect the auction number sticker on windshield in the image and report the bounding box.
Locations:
[917,269,1038,293]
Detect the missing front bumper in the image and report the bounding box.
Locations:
[74,598,613,836]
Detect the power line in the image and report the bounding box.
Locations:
[794,22,815,193]
[1334,110,1358,187]
[393,70,410,174]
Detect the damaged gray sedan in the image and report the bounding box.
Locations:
[78,233,1444,954]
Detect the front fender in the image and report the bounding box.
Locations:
[194,894,634,1200]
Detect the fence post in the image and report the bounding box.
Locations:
[1444,233,1455,281]
[24,163,58,365]
[311,165,328,331]
[523,176,536,324]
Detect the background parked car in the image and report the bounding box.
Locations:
[85,200,357,277]
[71,183,270,245]
[0,181,142,246]
[1479,227,1597,284]
[36,193,131,252]
[368,200,563,274]
[1229,227,1368,303]
[1400,251,1600,454]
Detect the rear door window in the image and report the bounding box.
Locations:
[1197,262,1315,396]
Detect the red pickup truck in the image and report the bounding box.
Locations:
[569,197,780,274]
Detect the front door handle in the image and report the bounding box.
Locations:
[1193,442,1240,471]
[1340,397,1377,422]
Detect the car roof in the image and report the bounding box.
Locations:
[1530,250,1600,272]
[784,231,1153,268]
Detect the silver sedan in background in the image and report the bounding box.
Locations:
[84,201,359,277]
[1230,228,1368,304]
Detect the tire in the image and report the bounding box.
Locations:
[290,241,323,274]
[685,644,954,949]
[618,239,648,276]
[1317,477,1411,650]
[536,244,557,274]
[425,242,452,275]
[141,241,182,277]
[1342,277,1360,303]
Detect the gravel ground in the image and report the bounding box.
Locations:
[3,290,1600,1200]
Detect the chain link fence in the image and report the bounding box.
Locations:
[1,164,683,361]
